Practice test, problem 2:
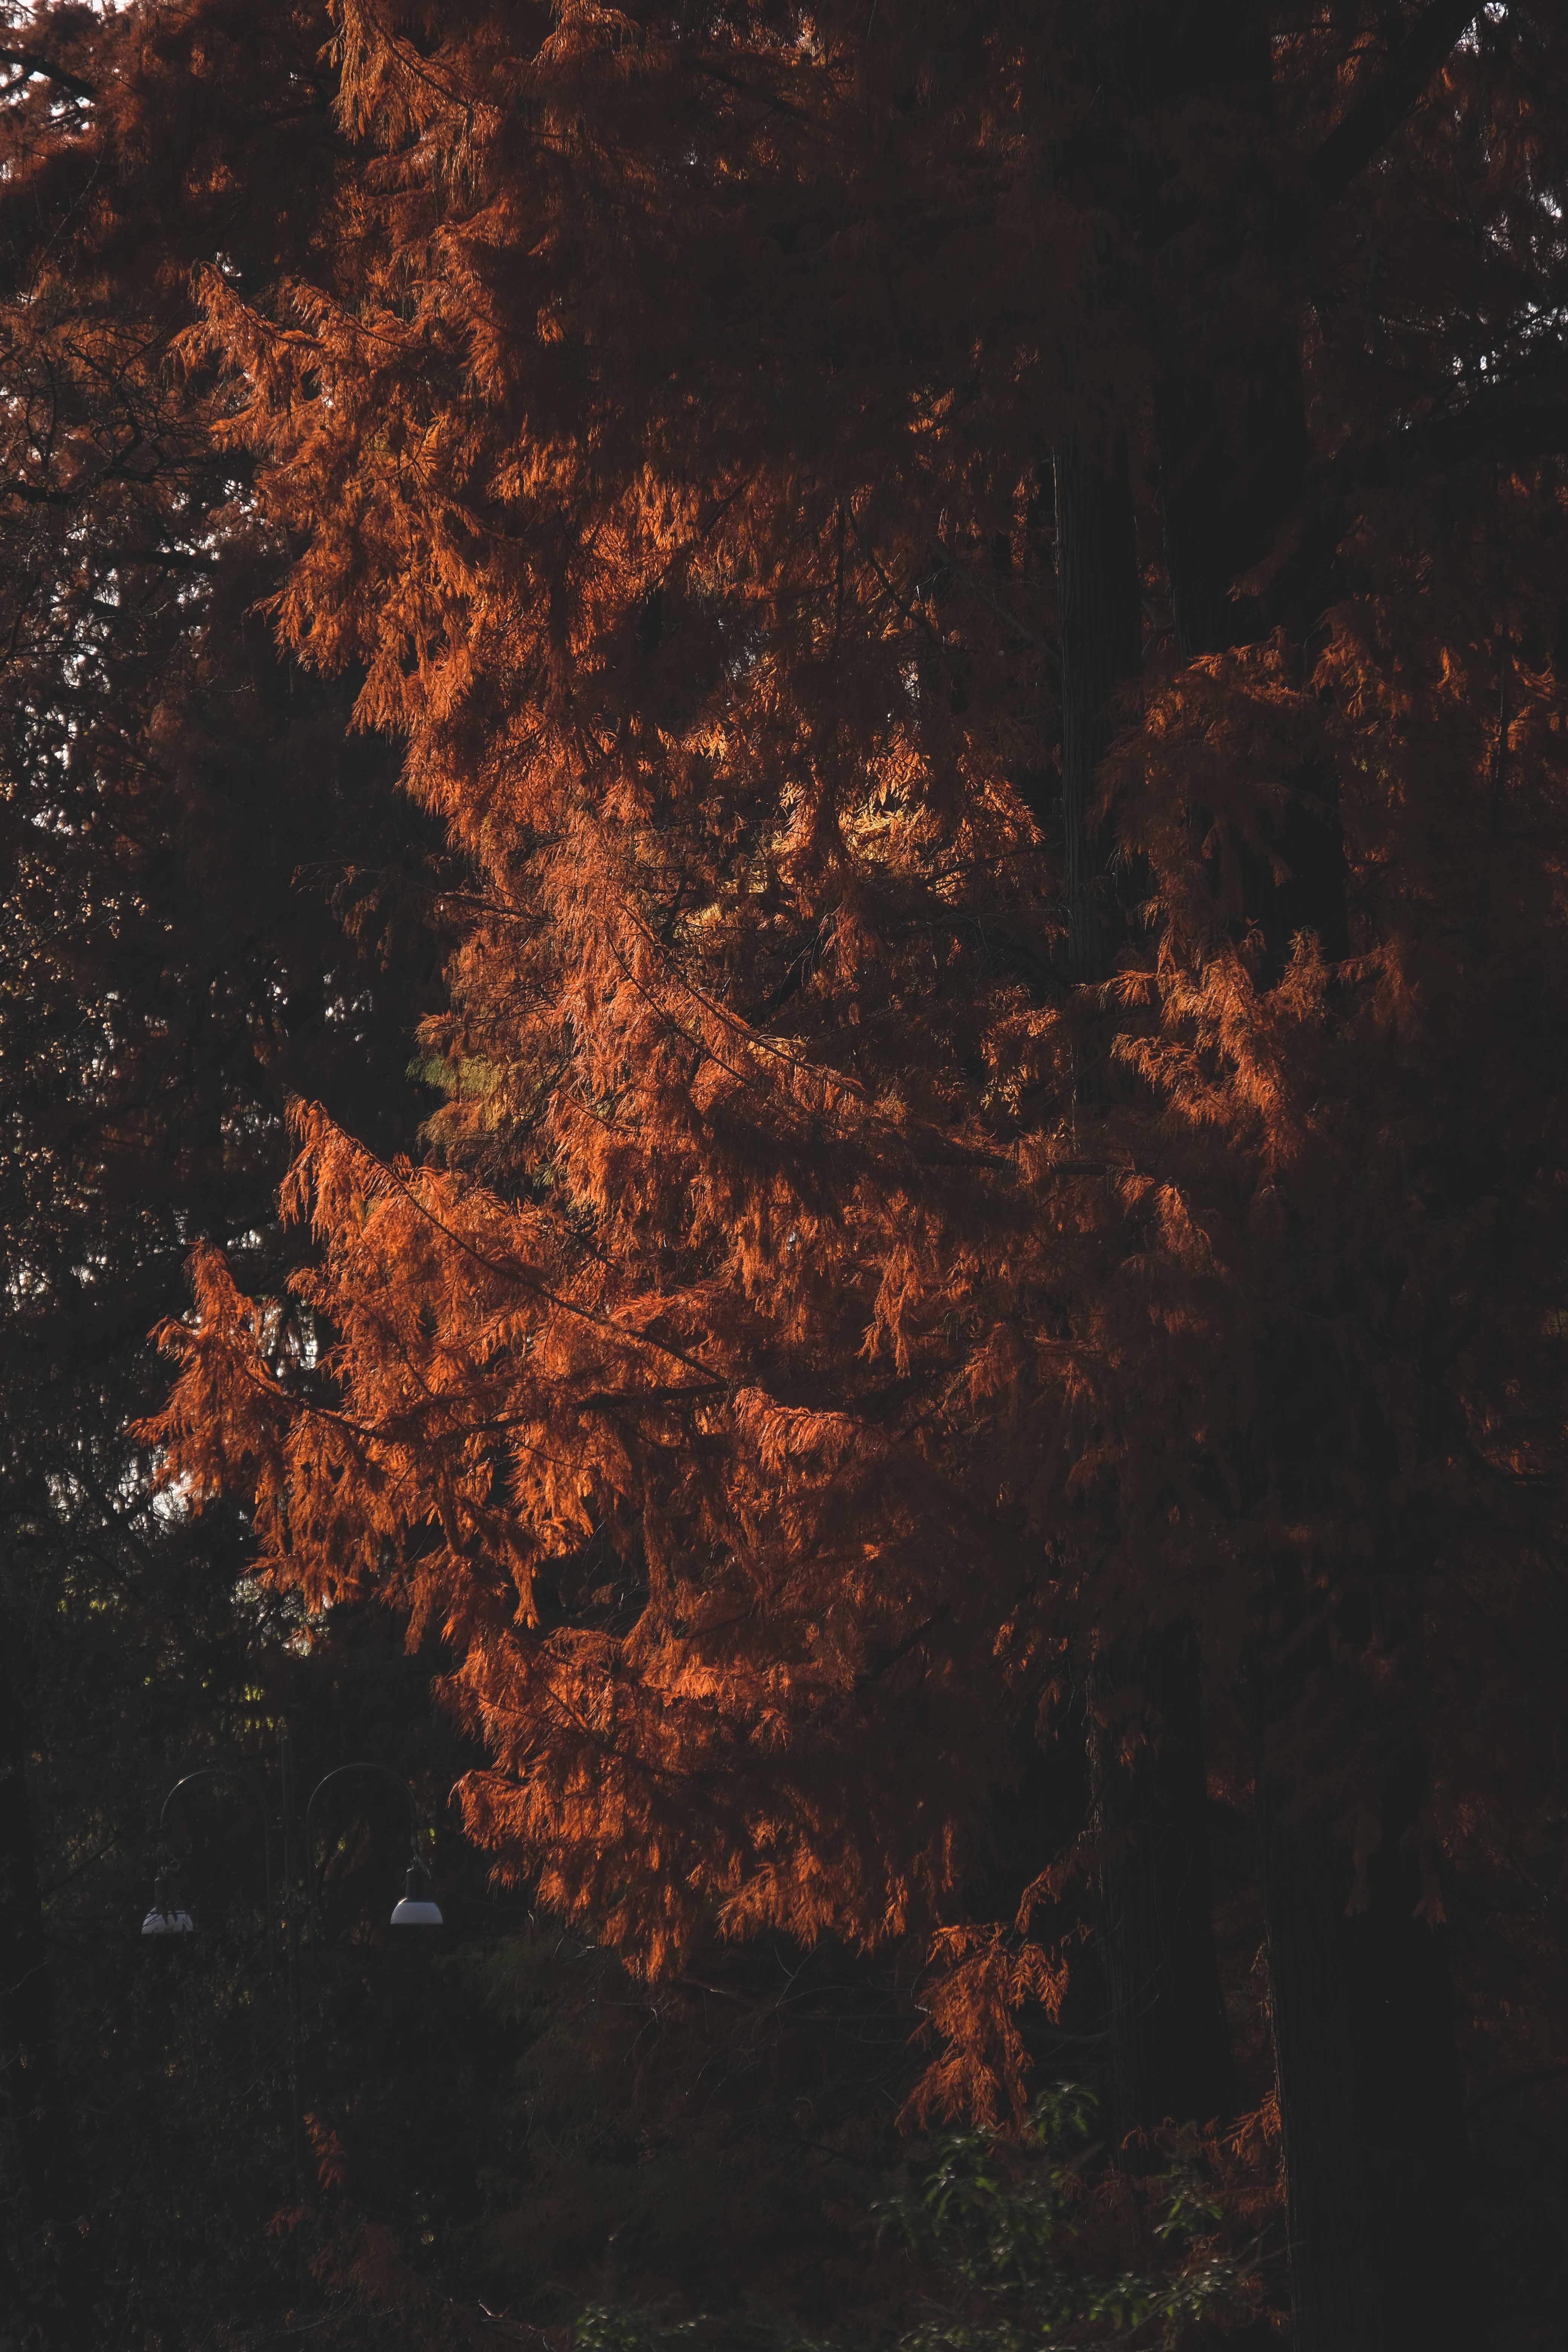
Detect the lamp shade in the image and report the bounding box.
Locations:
[389,1857,442,1928]
[141,1905,195,1935]
[141,1876,194,1935]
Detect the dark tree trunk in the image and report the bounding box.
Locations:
[1140,2,1349,987]
[1155,351,1309,668]
[1093,1621,1236,2141]
[1157,329,1352,985]
[1047,3,1476,2326]
[1257,1766,1380,2352]
[1258,1733,1472,2352]
[1134,20,1475,2335]
[1054,431,1140,992]
[1135,0,1299,665]
[1053,430,1235,2142]
[1176,265,1460,2337]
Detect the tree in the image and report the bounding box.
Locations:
[126,3,1568,2346]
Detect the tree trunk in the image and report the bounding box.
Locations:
[1257,1766,1381,2352]
[1164,280,1459,2338]
[1135,6,1469,2327]
[1054,430,1139,994]
[1053,437,1235,2142]
[1258,1695,1473,2352]
[1093,1621,1236,2141]
[1156,360,1309,667]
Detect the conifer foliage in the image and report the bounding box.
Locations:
[46,0,1565,2339]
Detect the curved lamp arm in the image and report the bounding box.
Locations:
[156,1767,276,1961]
[303,1763,424,1924]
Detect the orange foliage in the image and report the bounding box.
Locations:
[129,0,1568,2136]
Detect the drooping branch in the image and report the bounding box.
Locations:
[0,46,94,103]
[105,545,222,571]
[1307,0,1479,215]
[1396,392,1568,478]
[1261,381,1568,629]
[1152,0,1486,634]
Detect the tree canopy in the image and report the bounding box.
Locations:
[5,4,1568,2348]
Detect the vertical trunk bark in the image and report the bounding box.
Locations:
[1351,1754,1471,2351]
[1257,1685,1473,2352]
[1143,5,1348,983]
[1157,351,1349,986]
[1131,12,1469,2339]
[1054,431,1139,993]
[1257,1764,1380,2352]
[1161,286,1449,2342]
[1053,437,1234,2142]
[1136,0,1298,666]
[1157,296,1377,2352]
[1156,361,1310,667]
[1094,1621,1236,2140]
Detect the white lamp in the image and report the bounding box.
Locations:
[141,1874,194,1936]
[389,1856,442,1928]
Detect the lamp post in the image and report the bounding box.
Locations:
[143,1725,442,2204]
[302,1759,439,1927]
[143,1761,271,1942]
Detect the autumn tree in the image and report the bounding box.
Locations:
[116,2,1568,2345]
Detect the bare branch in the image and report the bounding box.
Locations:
[1307,0,1479,214]
[0,45,94,103]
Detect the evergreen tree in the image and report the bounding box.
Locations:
[8,1,1563,2343]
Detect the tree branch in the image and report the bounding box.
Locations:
[1307,0,1479,214]
[1260,386,1568,629]
[106,546,222,571]
[1395,395,1568,479]
[0,476,72,506]
[0,45,95,102]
